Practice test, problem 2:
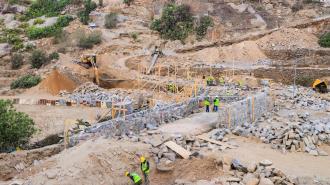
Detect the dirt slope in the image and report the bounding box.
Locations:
[38,69,77,95]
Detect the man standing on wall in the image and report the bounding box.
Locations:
[213,96,219,112]
[204,97,210,112]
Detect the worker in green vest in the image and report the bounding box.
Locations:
[125,171,142,185]
[219,76,225,85]
[206,76,215,86]
[204,97,210,112]
[140,156,150,184]
[213,96,220,112]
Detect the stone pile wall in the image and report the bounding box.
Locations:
[218,91,272,128]
[70,97,201,144]
[70,91,272,145]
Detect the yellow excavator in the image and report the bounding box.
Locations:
[312,79,328,93]
[78,54,100,85]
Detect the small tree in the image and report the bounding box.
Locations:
[123,0,133,6]
[319,32,330,48]
[0,100,37,152]
[104,13,117,29]
[78,0,97,25]
[195,16,213,40]
[150,4,194,41]
[30,50,48,69]
[11,53,24,69]
[130,32,138,42]
[49,52,60,60]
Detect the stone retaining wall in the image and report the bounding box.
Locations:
[70,97,201,145]
[70,91,272,145]
[218,91,272,128]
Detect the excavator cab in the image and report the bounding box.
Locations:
[312,79,328,93]
[79,54,97,69]
[78,54,99,85]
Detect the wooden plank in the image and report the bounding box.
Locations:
[164,141,191,159]
[197,134,234,149]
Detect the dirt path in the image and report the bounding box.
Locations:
[224,135,330,181]
[158,112,218,135]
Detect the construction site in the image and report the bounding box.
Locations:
[0,0,330,184]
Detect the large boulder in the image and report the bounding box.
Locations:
[0,43,11,58]
[28,16,59,28]
[1,3,26,14]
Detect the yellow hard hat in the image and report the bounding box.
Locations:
[125,171,129,176]
[140,156,146,162]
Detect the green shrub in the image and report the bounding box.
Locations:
[78,31,102,49]
[26,15,73,39]
[33,18,45,25]
[19,22,30,29]
[78,0,97,25]
[104,13,117,29]
[55,15,74,27]
[26,26,57,39]
[23,0,71,20]
[24,43,36,51]
[29,50,48,69]
[130,32,138,41]
[10,74,42,89]
[0,100,37,152]
[1,29,24,51]
[319,32,330,48]
[8,0,19,4]
[99,0,103,6]
[123,0,133,6]
[196,16,213,40]
[11,53,24,69]
[49,52,59,60]
[150,4,193,41]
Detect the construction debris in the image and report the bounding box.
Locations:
[164,141,191,159]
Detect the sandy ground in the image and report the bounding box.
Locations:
[14,104,104,142]
[224,135,330,181]
[14,138,222,185]
[158,112,218,135]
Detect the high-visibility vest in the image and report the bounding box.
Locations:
[130,173,141,183]
[141,161,150,174]
[204,99,210,106]
[219,77,225,84]
[214,98,220,106]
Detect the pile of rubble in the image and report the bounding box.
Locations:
[72,82,103,94]
[68,82,133,107]
[211,120,330,156]
[126,132,234,165]
[276,87,330,111]
[174,158,294,185]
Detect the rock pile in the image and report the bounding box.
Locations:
[136,133,228,164]
[72,82,104,94]
[174,158,295,185]
[228,122,329,156]
[68,82,133,106]
[276,87,330,111]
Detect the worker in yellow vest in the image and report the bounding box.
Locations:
[204,97,210,112]
[213,96,220,112]
[125,171,142,185]
[140,156,150,184]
